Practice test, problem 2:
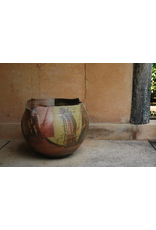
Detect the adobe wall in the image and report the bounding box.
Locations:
[86,63,133,123]
[0,63,133,124]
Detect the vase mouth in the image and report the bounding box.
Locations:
[26,98,82,110]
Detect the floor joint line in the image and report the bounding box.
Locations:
[0,140,11,150]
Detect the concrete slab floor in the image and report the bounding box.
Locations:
[0,139,156,167]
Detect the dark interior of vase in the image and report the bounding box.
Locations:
[55,98,80,106]
[26,98,80,110]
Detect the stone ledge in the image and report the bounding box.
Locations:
[1,121,156,140]
[136,120,156,141]
[87,123,137,140]
[0,123,23,139]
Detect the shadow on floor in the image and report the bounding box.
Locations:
[17,141,49,160]
[16,141,74,160]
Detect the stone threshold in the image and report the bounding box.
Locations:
[0,121,156,141]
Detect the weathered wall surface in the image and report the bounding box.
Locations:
[40,63,86,103]
[0,63,40,123]
[0,63,133,125]
[86,63,133,123]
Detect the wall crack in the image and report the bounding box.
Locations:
[37,63,40,97]
[84,63,87,110]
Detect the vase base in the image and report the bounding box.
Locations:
[35,151,73,159]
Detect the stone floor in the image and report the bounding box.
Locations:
[0,138,156,167]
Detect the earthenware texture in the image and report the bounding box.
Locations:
[21,98,89,158]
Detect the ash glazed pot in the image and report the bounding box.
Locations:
[21,98,89,158]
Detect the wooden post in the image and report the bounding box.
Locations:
[130,63,152,124]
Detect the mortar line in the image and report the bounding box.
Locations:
[0,140,11,150]
[38,63,40,97]
[84,63,87,110]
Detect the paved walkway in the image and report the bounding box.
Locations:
[0,139,156,167]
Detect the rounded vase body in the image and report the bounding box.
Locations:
[21,98,89,158]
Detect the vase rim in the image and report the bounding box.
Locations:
[25,98,83,110]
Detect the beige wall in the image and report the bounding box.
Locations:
[86,63,133,123]
[0,63,133,124]
[0,64,40,123]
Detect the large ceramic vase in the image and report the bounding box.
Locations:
[21,98,89,158]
